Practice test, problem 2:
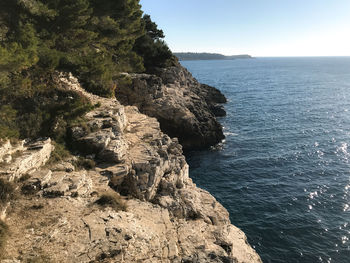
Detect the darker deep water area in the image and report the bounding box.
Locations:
[183,57,350,263]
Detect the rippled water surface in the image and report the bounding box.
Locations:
[182,57,350,263]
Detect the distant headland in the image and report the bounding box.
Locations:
[174,52,253,61]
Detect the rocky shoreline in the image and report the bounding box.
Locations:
[116,64,226,151]
[0,68,261,262]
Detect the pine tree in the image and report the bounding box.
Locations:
[0,1,176,140]
[133,14,174,71]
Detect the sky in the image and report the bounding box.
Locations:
[139,0,350,57]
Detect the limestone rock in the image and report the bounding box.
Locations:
[1,73,261,263]
[21,170,94,198]
[115,64,226,150]
[0,138,54,181]
[0,141,12,162]
[59,73,130,164]
[4,196,261,263]
[197,83,228,104]
[110,106,189,202]
[0,140,25,163]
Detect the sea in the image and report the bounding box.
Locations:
[182,57,350,263]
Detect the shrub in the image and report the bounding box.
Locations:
[0,105,19,140]
[0,178,14,205]
[74,157,96,170]
[95,192,127,211]
[0,75,94,142]
[116,74,132,91]
[26,253,51,263]
[133,14,175,71]
[38,46,61,71]
[46,142,71,165]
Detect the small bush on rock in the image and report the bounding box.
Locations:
[95,192,127,211]
[74,157,96,170]
[0,178,14,205]
[46,142,71,165]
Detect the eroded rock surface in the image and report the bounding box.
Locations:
[0,73,261,263]
[116,64,226,150]
[0,138,54,181]
[5,194,261,263]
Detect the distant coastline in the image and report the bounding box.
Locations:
[174,52,253,61]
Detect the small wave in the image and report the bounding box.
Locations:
[224,132,238,136]
[210,139,226,151]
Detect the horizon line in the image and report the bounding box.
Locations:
[254,55,350,58]
[173,52,350,58]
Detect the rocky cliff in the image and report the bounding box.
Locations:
[115,64,226,150]
[0,73,261,262]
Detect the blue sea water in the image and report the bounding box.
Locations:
[182,57,350,263]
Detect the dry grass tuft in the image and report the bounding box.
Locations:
[95,192,127,211]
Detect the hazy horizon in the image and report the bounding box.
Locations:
[174,52,350,58]
[140,0,350,57]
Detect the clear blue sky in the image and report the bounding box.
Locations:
[139,0,350,57]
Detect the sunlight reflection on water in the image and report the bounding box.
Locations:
[184,57,350,262]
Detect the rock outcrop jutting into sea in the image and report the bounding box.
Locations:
[0,71,261,262]
[116,63,227,150]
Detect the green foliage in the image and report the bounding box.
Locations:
[0,105,19,139]
[46,142,71,165]
[143,14,165,39]
[0,0,146,98]
[0,22,39,74]
[37,46,60,70]
[70,53,117,97]
[0,64,94,140]
[0,1,175,142]
[116,74,132,92]
[133,14,175,71]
